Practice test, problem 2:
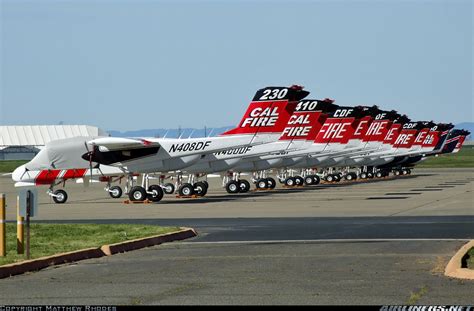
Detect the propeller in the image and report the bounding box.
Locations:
[83,141,96,186]
[83,141,105,185]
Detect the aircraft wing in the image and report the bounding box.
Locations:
[88,137,160,151]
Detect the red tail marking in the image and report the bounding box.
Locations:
[363,120,392,142]
[279,111,325,141]
[352,116,372,140]
[314,118,356,144]
[222,100,297,135]
[383,123,402,144]
[412,129,430,146]
[393,129,418,148]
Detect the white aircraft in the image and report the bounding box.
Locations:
[12,85,309,203]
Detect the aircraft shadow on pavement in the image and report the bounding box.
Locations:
[42,174,430,206]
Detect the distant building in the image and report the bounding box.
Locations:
[0,125,108,160]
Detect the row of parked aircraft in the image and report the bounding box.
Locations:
[12,85,470,203]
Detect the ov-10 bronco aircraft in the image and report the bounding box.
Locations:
[12,84,469,203]
[12,85,309,203]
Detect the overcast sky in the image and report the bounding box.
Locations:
[1,0,472,131]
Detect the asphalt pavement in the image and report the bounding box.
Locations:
[0,168,472,305]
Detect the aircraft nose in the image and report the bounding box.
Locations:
[12,164,27,182]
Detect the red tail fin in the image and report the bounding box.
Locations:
[278,99,338,141]
[221,86,309,136]
[313,106,366,144]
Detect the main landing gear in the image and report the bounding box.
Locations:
[278,169,320,187]
[223,172,252,194]
[124,174,164,202]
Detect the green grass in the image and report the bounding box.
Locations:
[467,247,474,270]
[407,285,428,305]
[0,223,180,266]
[0,160,28,173]
[416,145,474,168]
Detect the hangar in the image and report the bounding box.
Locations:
[0,125,107,160]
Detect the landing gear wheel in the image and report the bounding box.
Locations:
[333,174,341,182]
[194,181,208,197]
[304,176,314,186]
[394,170,401,176]
[256,178,269,189]
[312,175,321,185]
[284,177,296,187]
[226,180,240,194]
[367,172,374,179]
[109,186,123,199]
[266,177,276,189]
[294,176,304,186]
[326,174,335,182]
[406,169,411,175]
[147,185,164,202]
[179,183,195,196]
[402,169,408,175]
[344,174,354,181]
[53,189,68,204]
[129,186,147,202]
[360,172,367,179]
[201,180,209,188]
[375,171,383,178]
[163,183,175,195]
[239,179,251,193]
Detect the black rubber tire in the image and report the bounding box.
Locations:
[304,176,314,186]
[326,174,334,182]
[375,171,383,178]
[406,169,411,175]
[239,179,251,193]
[194,181,208,197]
[53,189,68,204]
[312,175,321,185]
[147,184,164,202]
[226,180,240,194]
[179,183,195,196]
[266,177,276,189]
[163,183,175,195]
[360,172,367,179]
[367,172,374,179]
[256,178,269,189]
[109,186,123,199]
[295,176,304,186]
[394,170,401,176]
[344,174,353,181]
[129,186,147,202]
[284,177,296,187]
[402,169,408,175]
[350,172,358,180]
[333,174,341,182]
[201,180,209,188]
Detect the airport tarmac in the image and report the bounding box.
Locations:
[0,168,473,304]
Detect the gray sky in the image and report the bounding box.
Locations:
[1,0,472,131]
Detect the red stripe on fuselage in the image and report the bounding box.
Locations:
[35,169,62,185]
[62,168,87,180]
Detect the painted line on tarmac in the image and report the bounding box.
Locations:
[178,238,472,245]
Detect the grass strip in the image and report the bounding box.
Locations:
[467,247,474,270]
[416,146,474,168]
[0,223,180,266]
[0,160,28,173]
